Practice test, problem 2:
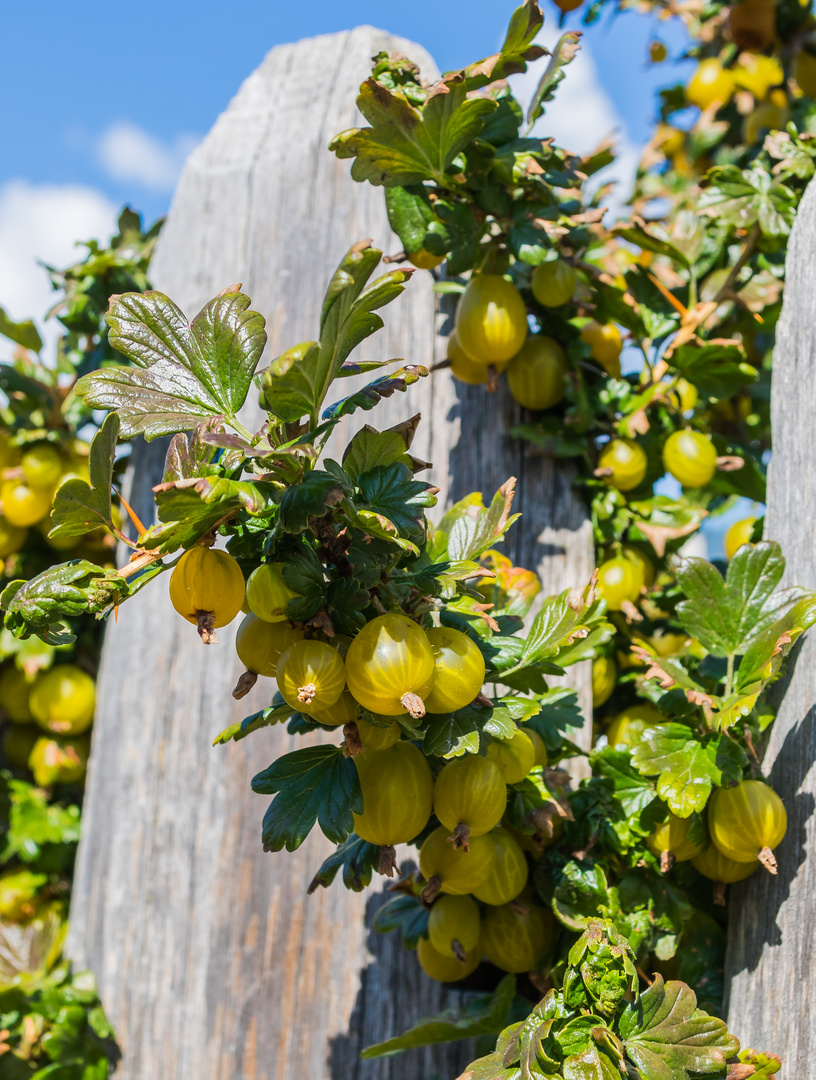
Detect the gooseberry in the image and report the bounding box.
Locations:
[30,664,95,736]
[649,40,668,63]
[733,54,782,99]
[598,439,647,492]
[0,515,26,559]
[596,557,641,611]
[419,826,495,899]
[472,828,528,905]
[308,690,358,728]
[417,936,480,982]
[235,613,303,677]
[728,0,777,49]
[621,545,655,590]
[724,517,757,560]
[580,321,622,377]
[481,902,553,974]
[29,733,90,787]
[506,336,567,411]
[455,275,528,364]
[663,430,717,487]
[408,248,444,270]
[277,640,346,712]
[692,843,759,884]
[592,656,617,708]
[245,562,300,623]
[687,59,734,110]
[355,715,401,751]
[446,331,497,387]
[526,728,548,768]
[169,547,245,638]
[434,754,507,847]
[709,780,787,871]
[742,99,787,146]
[345,613,435,718]
[793,50,816,98]
[428,894,481,958]
[423,627,485,713]
[605,703,663,749]
[531,260,576,307]
[22,444,63,490]
[1,480,53,527]
[0,664,35,722]
[647,813,702,869]
[487,728,536,784]
[353,742,433,846]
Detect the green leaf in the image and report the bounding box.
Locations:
[423,711,483,757]
[252,745,362,851]
[0,304,43,352]
[671,343,757,398]
[553,862,614,931]
[1,561,125,638]
[426,199,483,275]
[504,584,602,674]
[279,470,348,532]
[525,31,582,130]
[50,412,119,538]
[362,975,516,1059]
[76,286,267,439]
[613,223,690,270]
[737,594,816,691]
[2,779,81,862]
[630,725,722,817]
[259,340,321,423]
[619,975,739,1080]
[463,1,546,90]
[342,426,414,483]
[371,892,430,950]
[331,76,498,187]
[699,163,796,237]
[676,542,809,658]
[139,475,267,555]
[384,184,436,254]
[212,702,292,745]
[591,748,656,817]
[0,908,67,993]
[321,363,429,422]
[446,481,521,562]
[355,461,436,539]
[307,834,380,894]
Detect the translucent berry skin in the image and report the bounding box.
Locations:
[29,734,90,787]
[0,665,35,723]
[662,430,717,488]
[345,613,435,716]
[709,780,787,862]
[531,260,576,308]
[353,742,433,845]
[434,755,507,837]
[235,613,303,677]
[687,58,733,110]
[692,844,758,883]
[455,275,528,364]
[417,936,480,982]
[277,640,346,713]
[355,715,401,750]
[506,336,568,411]
[724,517,757,561]
[419,826,495,895]
[598,439,647,492]
[596,557,641,612]
[605,703,663,749]
[647,813,702,863]
[169,548,245,628]
[423,627,486,714]
[487,729,535,784]
[30,664,96,736]
[592,657,617,708]
[447,331,508,386]
[408,248,444,270]
[472,828,528,905]
[1,480,53,527]
[245,562,300,623]
[428,894,481,957]
[480,902,553,973]
[309,690,358,728]
[621,545,655,590]
[526,728,548,768]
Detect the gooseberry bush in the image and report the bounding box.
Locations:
[0,208,160,1075]
[1,2,814,1077]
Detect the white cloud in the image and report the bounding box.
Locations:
[0,179,118,351]
[97,121,199,192]
[509,39,641,214]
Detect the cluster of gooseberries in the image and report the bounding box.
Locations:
[0,659,96,788]
[0,433,98,564]
[646,780,787,903]
[169,546,560,981]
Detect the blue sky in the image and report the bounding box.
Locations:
[5,1,750,554]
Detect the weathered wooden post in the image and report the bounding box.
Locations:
[67,27,592,1079]
[724,181,816,1065]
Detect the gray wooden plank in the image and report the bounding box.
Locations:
[723,178,816,1068]
[67,27,592,1079]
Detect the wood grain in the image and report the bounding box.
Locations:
[723,178,816,1066]
[67,27,592,1079]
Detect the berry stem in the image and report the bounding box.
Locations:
[232,670,258,700]
[448,823,471,852]
[420,875,442,904]
[343,721,363,756]
[758,845,778,874]
[378,846,398,877]
[196,611,218,644]
[660,850,675,874]
[713,881,727,906]
[452,939,467,964]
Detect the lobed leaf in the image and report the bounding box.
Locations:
[50,412,119,538]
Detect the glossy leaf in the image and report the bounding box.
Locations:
[0,304,43,352]
[307,834,380,894]
[50,412,119,538]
